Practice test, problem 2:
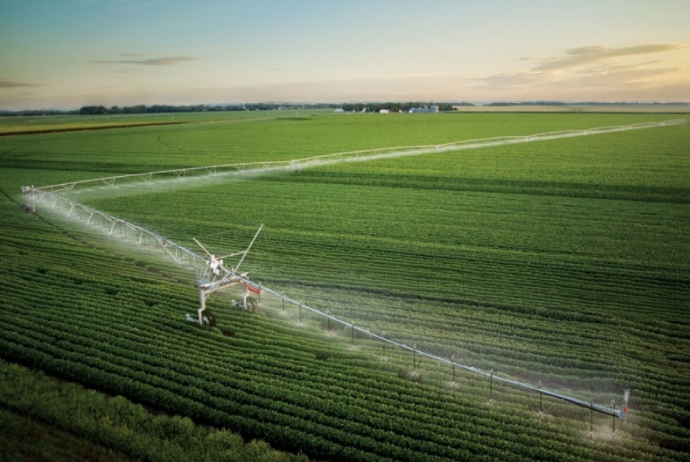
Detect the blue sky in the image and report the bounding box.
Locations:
[1,0,689,109]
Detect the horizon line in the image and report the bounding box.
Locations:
[2,100,690,113]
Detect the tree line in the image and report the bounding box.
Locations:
[1,101,474,117]
[78,102,468,115]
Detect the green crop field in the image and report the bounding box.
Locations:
[1,112,689,461]
[0,110,327,135]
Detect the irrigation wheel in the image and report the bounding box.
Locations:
[200,309,216,327]
[245,296,258,312]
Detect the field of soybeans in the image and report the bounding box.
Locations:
[1,111,689,461]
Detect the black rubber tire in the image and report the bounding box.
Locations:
[200,309,216,327]
[245,296,258,311]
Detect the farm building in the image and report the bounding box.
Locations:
[408,105,439,113]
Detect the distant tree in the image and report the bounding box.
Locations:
[148,105,178,113]
[79,105,107,115]
[123,105,147,114]
[382,102,402,112]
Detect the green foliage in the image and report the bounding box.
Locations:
[0,113,689,461]
[0,359,305,462]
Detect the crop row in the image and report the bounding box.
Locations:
[0,256,684,461]
[0,242,668,458]
[5,113,681,172]
[0,308,651,462]
[0,316,567,461]
[6,198,690,424]
[86,176,688,320]
[4,245,678,404]
[2,113,689,460]
[4,225,688,435]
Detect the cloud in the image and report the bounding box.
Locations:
[0,78,41,89]
[585,60,664,74]
[475,43,688,96]
[534,44,685,71]
[544,66,680,89]
[92,56,197,66]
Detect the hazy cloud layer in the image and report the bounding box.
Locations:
[0,78,41,89]
[477,43,687,96]
[535,44,685,71]
[92,56,197,66]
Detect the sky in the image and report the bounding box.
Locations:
[1,0,689,110]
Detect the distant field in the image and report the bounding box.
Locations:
[454,104,690,113]
[0,109,330,135]
[1,112,689,461]
[0,114,177,135]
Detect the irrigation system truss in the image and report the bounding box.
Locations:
[21,119,685,426]
[25,187,631,422]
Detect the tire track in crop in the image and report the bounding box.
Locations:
[0,138,43,159]
[157,133,192,155]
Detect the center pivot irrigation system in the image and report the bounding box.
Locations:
[17,119,680,433]
[20,180,633,433]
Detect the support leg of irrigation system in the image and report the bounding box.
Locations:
[451,354,456,385]
[489,369,494,405]
[538,380,543,419]
[590,397,594,439]
[381,331,386,360]
[198,286,207,325]
[611,400,616,437]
